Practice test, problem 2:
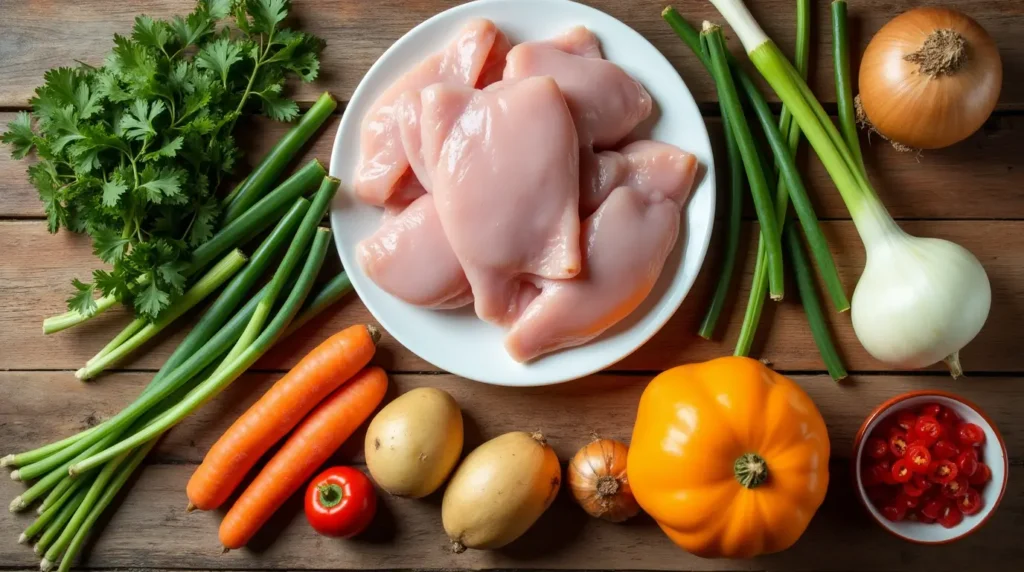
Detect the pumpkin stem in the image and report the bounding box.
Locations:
[905,29,967,77]
[734,453,769,489]
[317,483,344,508]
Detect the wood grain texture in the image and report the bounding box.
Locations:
[1,219,1020,373]
[1,373,1020,571]
[4,111,1024,220]
[2,372,1021,465]
[0,0,1022,109]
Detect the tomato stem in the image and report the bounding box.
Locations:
[734,453,769,488]
[317,483,344,508]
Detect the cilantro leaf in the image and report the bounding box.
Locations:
[93,269,128,300]
[136,276,170,318]
[259,89,298,121]
[1,112,36,159]
[67,278,98,316]
[101,179,128,207]
[93,228,131,263]
[247,0,289,35]
[197,38,244,87]
[188,199,220,246]
[204,0,233,20]
[132,15,170,52]
[138,165,184,204]
[158,261,188,292]
[142,136,184,161]
[120,98,165,140]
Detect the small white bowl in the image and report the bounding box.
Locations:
[853,391,1008,544]
[328,0,715,386]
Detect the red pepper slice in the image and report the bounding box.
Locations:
[968,463,992,486]
[958,488,983,516]
[929,459,958,484]
[889,430,909,458]
[905,444,932,474]
[931,439,960,460]
[913,415,943,445]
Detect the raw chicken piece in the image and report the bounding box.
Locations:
[505,143,698,362]
[381,173,427,222]
[357,193,472,309]
[407,77,581,324]
[503,27,652,148]
[354,19,510,205]
[580,140,699,215]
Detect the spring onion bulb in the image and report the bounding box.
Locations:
[707,0,991,376]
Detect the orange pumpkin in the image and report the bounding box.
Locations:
[627,357,830,558]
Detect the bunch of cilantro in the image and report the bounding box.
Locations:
[1,0,323,319]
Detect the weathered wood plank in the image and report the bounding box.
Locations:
[2,372,1021,465]
[1,462,1021,570]
[0,1,1022,108]
[0,219,1020,373]
[4,111,1024,220]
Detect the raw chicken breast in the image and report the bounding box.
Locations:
[505,143,698,362]
[580,140,699,215]
[503,27,652,148]
[354,19,510,205]
[357,193,472,309]
[408,77,581,324]
[381,173,428,222]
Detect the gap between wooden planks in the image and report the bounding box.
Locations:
[1,372,1022,571]
[2,113,1023,220]
[1,0,1023,109]
[1,218,1022,373]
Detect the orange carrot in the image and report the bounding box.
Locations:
[187,324,380,512]
[219,366,388,549]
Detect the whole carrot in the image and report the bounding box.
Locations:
[187,324,381,512]
[219,366,389,549]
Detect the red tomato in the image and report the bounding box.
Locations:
[920,497,946,520]
[937,407,960,426]
[956,449,979,478]
[958,488,983,516]
[896,410,918,433]
[865,437,890,460]
[882,503,906,522]
[957,423,986,447]
[919,403,942,418]
[889,430,909,457]
[941,476,969,499]
[929,459,958,484]
[304,466,377,538]
[938,505,964,528]
[913,415,943,445]
[931,439,960,460]
[905,444,931,474]
[891,459,914,483]
[969,463,992,486]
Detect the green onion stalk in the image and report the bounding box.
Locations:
[707,0,992,376]
[41,157,327,336]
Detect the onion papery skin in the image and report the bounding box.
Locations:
[858,7,1002,150]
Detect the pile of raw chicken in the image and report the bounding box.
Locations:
[354,19,698,362]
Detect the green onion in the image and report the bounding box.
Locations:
[222,92,337,222]
[701,23,785,301]
[831,0,864,170]
[54,441,156,572]
[87,318,145,366]
[41,158,325,335]
[19,477,89,544]
[31,488,86,557]
[70,227,333,475]
[2,427,98,470]
[217,177,339,372]
[786,226,847,380]
[76,249,248,380]
[285,272,353,336]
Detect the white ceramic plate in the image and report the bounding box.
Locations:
[329,0,715,386]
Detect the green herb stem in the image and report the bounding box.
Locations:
[42,295,120,335]
[222,92,337,221]
[702,24,785,301]
[77,249,249,380]
[70,228,332,475]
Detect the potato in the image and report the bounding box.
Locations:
[364,387,463,498]
[442,431,561,551]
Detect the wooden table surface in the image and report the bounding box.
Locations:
[2,1,1023,570]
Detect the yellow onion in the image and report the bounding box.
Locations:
[567,438,640,522]
[858,7,1001,149]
